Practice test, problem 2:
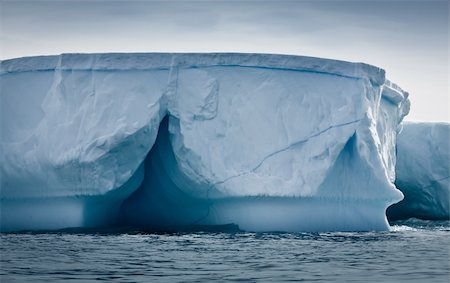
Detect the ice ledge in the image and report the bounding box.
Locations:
[1,53,386,85]
[382,80,409,105]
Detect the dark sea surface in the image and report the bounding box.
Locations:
[1,219,449,283]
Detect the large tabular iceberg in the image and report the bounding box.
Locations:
[388,122,450,220]
[0,53,410,232]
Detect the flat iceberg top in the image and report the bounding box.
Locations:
[1,53,386,85]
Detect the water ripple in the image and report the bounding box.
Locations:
[1,219,449,282]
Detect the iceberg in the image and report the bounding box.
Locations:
[388,122,450,220]
[1,53,410,232]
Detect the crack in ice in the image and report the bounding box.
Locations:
[213,118,363,186]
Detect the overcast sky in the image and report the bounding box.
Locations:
[1,0,448,121]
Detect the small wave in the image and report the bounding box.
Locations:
[390,218,450,232]
[389,225,419,232]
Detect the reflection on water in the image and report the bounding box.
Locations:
[1,220,449,282]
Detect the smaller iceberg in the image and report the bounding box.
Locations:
[388,122,450,220]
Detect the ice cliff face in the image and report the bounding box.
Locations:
[0,53,410,232]
[388,122,450,220]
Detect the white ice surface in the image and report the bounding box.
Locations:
[1,53,410,232]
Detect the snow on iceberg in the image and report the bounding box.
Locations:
[0,53,410,232]
[387,122,450,220]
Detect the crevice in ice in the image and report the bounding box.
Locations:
[213,118,363,186]
[118,115,211,227]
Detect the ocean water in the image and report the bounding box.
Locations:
[1,219,449,283]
